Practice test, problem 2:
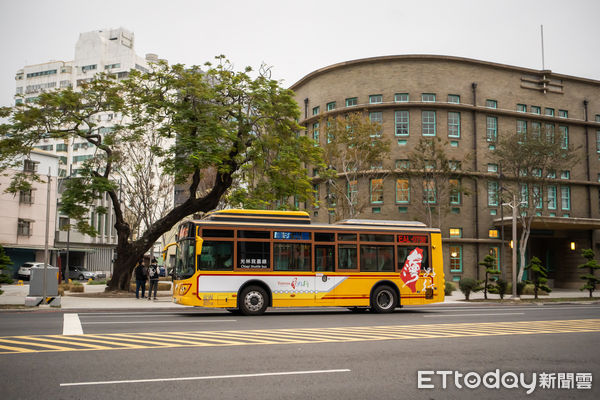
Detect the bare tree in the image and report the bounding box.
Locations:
[493,132,578,282]
[321,112,391,221]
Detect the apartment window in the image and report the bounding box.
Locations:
[23,159,38,172]
[17,219,32,236]
[395,110,409,136]
[559,126,569,149]
[449,246,462,272]
[312,123,319,144]
[448,112,461,138]
[531,106,541,115]
[395,178,410,203]
[423,180,436,204]
[520,184,529,207]
[447,94,460,104]
[486,99,497,109]
[104,63,121,70]
[19,190,33,204]
[545,108,555,117]
[487,163,498,173]
[326,102,336,112]
[517,104,527,112]
[560,170,570,180]
[347,180,358,205]
[596,115,600,122]
[422,93,436,102]
[395,159,410,170]
[558,110,568,118]
[486,116,497,142]
[345,97,357,107]
[81,64,97,72]
[312,106,320,116]
[422,111,436,136]
[532,185,542,209]
[449,228,462,238]
[531,122,541,140]
[449,178,461,204]
[369,94,383,104]
[370,178,384,204]
[561,186,571,210]
[395,93,409,102]
[547,186,557,210]
[488,181,499,206]
[517,120,527,142]
[56,143,67,152]
[369,112,383,137]
[545,123,555,143]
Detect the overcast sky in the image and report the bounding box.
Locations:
[1,0,599,107]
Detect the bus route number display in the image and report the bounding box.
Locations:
[398,235,428,244]
[273,231,311,240]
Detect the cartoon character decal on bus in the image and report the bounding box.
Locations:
[400,247,436,293]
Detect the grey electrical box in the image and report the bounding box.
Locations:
[28,265,59,296]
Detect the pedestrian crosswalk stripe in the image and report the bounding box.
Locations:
[0,318,598,355]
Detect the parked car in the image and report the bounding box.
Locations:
[64,266,106,281]
[18,262,53,281]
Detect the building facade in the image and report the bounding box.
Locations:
[13,28,164,274]
[291,55,600,288]
[0,151,59,275]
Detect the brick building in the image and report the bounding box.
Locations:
[290,55,600,288]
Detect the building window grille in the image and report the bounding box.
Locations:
[345,97,357,107]
[326,102,336,111]
[395,93,409,102]
[422,111,436,136]
[486,99,497,108]
[395,178,410,203]
[17,219,32,236]
[448,112,460,138]
[486,116,497,142]
[369,94,383,104]
[395,110,409,136]
[19,190,33,204]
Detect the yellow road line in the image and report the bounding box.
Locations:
[0,319,598,355]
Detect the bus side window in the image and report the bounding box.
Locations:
[198,241,233,271]
[315,245,335,272]
[338,244,357,270]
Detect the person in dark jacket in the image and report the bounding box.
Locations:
[147,258,160,300]
[134,258,148,299]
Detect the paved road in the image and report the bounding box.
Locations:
[1,304,599,399]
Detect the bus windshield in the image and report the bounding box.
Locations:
[174,238,196,280]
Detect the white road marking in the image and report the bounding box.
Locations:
[424,312,525,318]
[81,320,236,324]
[60,369,352,387]
[62,313,84,335]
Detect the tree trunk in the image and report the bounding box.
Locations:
[106,170,233,291]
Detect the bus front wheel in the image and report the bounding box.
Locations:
[371,285,397,313]
[239,286,268,316]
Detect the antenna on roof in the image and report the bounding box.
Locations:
[540,25,545,70]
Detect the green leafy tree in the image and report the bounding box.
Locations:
[0,245,13,284]
[489,278,509,300]
[493,132,578,282]
[0,57,322,291]
[478,254,501,300]
[577,248,600,298]
[459,277,481,301]
[321,112,390,221]
[407,137,469,228]
[525,256,552,299]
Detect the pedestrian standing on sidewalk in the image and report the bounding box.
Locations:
[134,258,148,299]
[148,258,160,300]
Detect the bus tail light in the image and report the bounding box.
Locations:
[178,283,192,296]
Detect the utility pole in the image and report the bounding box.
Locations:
[42,167,51,304]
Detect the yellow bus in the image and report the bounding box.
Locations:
[165,209,445,315]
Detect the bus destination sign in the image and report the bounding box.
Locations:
[398,234,428,244]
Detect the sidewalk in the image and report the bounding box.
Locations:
[0,282,598,310]
[0,282,187,310]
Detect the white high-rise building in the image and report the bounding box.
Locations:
[13,28,164,275]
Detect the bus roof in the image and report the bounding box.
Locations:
[198,209,438,233]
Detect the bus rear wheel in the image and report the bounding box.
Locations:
[239,286,268,316]
[371,285,397,313]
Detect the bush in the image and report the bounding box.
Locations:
[88,279,107,285]
[521,283,548,296]
[517,281,527,296]
[0,274,14,285]
[57,287,65,296]
[444,281,456,296]
[488,278,509,299]
[459,278,480,301]
[69,284,84,293]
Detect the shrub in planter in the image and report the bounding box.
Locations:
[69,284,84,293]
[459,278,481,301]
